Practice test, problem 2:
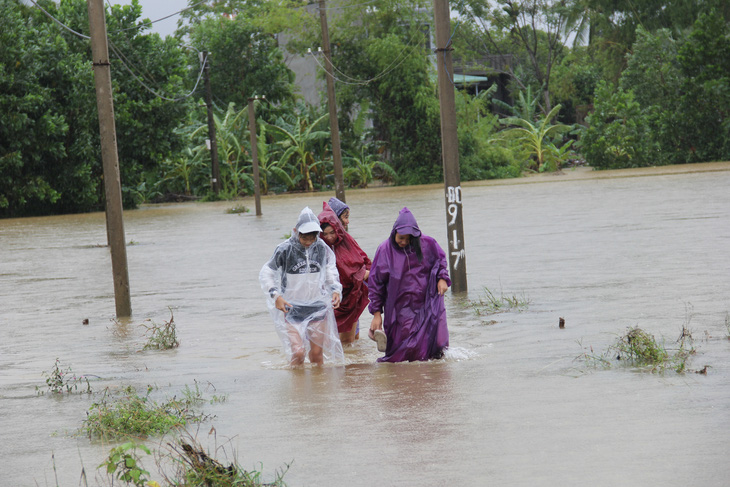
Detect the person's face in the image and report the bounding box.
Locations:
[321,225,336,245]
[298,231,318,248]
[394,232,411,248]
[339,209,350,231]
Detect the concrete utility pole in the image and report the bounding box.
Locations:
[318,0,346,202]
[87,0,132,316]
[202,51,222,194]
[248,96,264,216]
[433,0,468,293]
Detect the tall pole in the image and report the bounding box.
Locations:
[433,0,468,293]
[248,97,263,216]
[318,0,346,202]
[87,0,132,317]
[202,51,221,194]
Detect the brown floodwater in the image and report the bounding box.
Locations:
[1,166,729,486]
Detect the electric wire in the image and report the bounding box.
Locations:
[27,0,207,102]
[27,0,89,40]
[107,0,210,34]
[109,40,207,102]
[308,29,426,85]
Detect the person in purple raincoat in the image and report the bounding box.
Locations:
[367,207,451,362]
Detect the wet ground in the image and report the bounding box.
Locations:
[1,162,729,486]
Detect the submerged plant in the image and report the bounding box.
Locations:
[577,326,695,373]
[38,358,92,395]
[226,204,250,214]
[142,309,180,351]
[468,286,530,318]
[159,431,290,487]
[99,441,152,487]
[83,385,208,440]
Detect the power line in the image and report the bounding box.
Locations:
[107,0,210,34]
[27,0,89,40]
[109,41,207,102]
[308,32,426,86]
[27,0,207,102]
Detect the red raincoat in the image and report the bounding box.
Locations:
[318,202,371,333]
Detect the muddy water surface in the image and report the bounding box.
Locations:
[1,167,729,486]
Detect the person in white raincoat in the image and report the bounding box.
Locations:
[259,207,345,366]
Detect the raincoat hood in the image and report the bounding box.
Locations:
[295,206,322,235]
[328,197,350,218]
[391,207,422,238]
[318,203,345,246]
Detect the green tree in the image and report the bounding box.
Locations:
[178,0,302,108]
[0,0,97,217]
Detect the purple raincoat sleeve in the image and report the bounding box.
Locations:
[367,243,389,315]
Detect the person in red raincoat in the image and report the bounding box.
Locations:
[318,202,371,344]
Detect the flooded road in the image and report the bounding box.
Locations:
[1,164,729,486]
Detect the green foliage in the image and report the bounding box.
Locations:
[579,81,656,169]
[456,89,521,179]
[227,204,250,214]
[468,286,530,318]
[184,13,296,107]
[164,433,289,487]
[583,14,730,169]
[37,358,92,395]
[0,0,189,217]
[499,104,573,171]
[83,385,206,439]
[100,441,152,487]
[343,145,396,189]
[268,108,331,192]
[577,326,696,374]
[140,309,180,351]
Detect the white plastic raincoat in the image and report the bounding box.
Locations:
[259,207,345,365]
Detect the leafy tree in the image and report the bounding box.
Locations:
[1,0,191,216]
[578,81,656,169]
[456,88,520,179]
[177,0,305,108]
[456,0,581,115]
[0,0,97,217]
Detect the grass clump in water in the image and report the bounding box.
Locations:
[468,286,530,318]
[37,358,92,395]
[578,326,696,373]
[95,431,289,487]
[227,204,250,214]
[163,434,290,487]
[141,309,180,351]
[83,385,208,440]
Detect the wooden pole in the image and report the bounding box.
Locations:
[318,0,346,202]
[248,97,263,216]
[433,0,468,293]
[202,51,221,194]
[87,0,132,316]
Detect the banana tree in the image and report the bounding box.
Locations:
[343,145,396,188]
[268,113,330,192]
[253,122,293,194]
[192,103,252,198]
[499,104,572,171]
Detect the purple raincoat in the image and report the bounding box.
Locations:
[368,208,451,362]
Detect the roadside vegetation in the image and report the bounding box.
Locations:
[3,0,729,218]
